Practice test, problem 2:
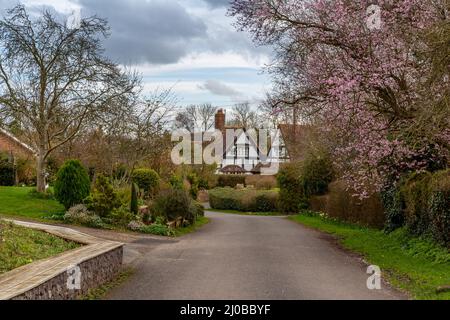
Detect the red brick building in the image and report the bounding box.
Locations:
[0,128,35,160]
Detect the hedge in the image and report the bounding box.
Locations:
[209,187,279,212]
[401,170,449,247]
[216,175,246,188]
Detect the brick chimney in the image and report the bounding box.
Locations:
[215,109,225,131]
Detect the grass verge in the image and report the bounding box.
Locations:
[290,213,450,300]
[81,267,134,300]
[0,220,81,274]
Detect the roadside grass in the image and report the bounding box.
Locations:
[290,213,450,300]
[0,220,81,275]
[0,186,64,220]
[173,216,210,237]
[207,208,285,216]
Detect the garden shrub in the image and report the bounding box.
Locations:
[400,170,449,247]
[0,158,15,186]
[381,183,405,232]
[169,174,184,190]
[277,163,308,214]
[131,168,160,196]
[85,174,121,217]
[401,172,433,236]
[110,205,134,227]
[151,189,191,222]
[209,187,279,212]
[187,172,199,199]
[301,153,333,197]
[130,182,139,215]
[317,181,386,228]
[216,175,246,188]
[245,175,277,190]
[64,204,103,228]
[54,159,90,210]
[140,223,175,237]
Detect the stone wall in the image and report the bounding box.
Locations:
[12,247,123,300]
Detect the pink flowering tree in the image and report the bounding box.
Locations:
[230,0,449,197]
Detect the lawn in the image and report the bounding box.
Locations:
[0,220,81,274]
[0,187,64,220]
[290,213,450,300]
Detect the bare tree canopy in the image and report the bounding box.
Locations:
[175,103,217,132]
[228,102,260,128]
[0,5,139,191]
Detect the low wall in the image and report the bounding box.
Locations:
[0,220,124,300]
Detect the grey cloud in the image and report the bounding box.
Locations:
[78,0,207,64]
[202,0,230,8]
[198,80,242,97]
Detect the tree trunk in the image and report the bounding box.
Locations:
[36,149,46,193]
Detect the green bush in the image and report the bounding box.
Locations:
[381,183,405,232]
[187,172,199,199]
[110,205,134,227]
[169,174,184,190]
[54,160,91,210]
[131,168,160,196]
[277,163,308,214]
[400,170,449,247]
[301,153,333,197]
[0,158,15,186]
[130,182,139,215]
[216,175,246,188]
[151,189,191,221]
[140,224,175,237]
[85,174,121,217]
[209,187,279,212]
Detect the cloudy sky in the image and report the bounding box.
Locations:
[0,0,272,108]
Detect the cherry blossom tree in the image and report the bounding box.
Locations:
[230,0,449,196]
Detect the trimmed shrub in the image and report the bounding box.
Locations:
[151,189,191,222]
[245,175,277,190]
[85,174,121,217]
[301,153,333,197]
[310,181,386,228]
[130,182,139,215]
[277,163,308,214]
[381,183,405,232]
[401,170,449,247]
[209,187,279,212]
[131,168,160,196]
[0,159,15,186]
[54,160,90,210]
[216,175,246,188]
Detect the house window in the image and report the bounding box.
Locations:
[245,144,250,159]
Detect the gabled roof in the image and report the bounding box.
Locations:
[0,128,36,155]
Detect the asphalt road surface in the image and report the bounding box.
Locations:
[106,211,405,300]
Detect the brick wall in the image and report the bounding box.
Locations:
[0,131,34,159]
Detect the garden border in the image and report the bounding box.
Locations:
[0,220,124,300]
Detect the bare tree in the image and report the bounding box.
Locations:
[174,103,217,132]
[0,5,139,192]
[229,102,260,128]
